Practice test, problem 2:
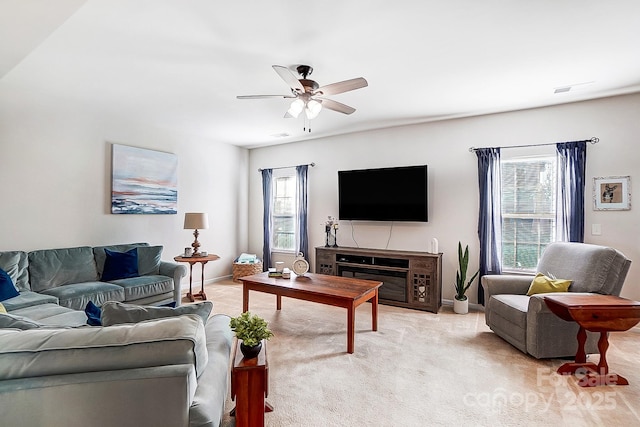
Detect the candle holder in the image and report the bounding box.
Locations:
[332,227,339,248]
[325,225,331,247]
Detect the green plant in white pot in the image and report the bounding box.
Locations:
[454,242,479,314]
[229,311,274,358]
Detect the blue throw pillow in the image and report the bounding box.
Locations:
[101,248,139,281]
[85,301,102,326]
[0,267,20,302]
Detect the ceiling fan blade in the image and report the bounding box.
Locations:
[273,65,305,92]
[236,95,296,99]
[317,98,356,115]
[316,77,368,96]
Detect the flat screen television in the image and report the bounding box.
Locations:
[338,165,428,222]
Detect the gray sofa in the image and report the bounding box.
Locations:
[482,242,631,359]
[0,307,233,427]
[0,242,188,312]
[0,243,234,426]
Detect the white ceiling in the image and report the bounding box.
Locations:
[2,0,640,148]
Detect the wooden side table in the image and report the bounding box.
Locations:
[173,254,220,302]
[230,338,273,427]
[545,294,640,387]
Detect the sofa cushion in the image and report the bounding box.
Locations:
[28,246,99,292]
[101,248,139,281]
[190,314,233,427]
[101,300,213,326]
[487,294,530,353]
[536,242,625,295]
[0,268,20,302]
[108,275,174,302]
[526,273,572,296]
[137,246,163,276]
[0,314,208,380]
[0,312,43,329]
[8,303,88,327]
[0,291,59,312]
[41,282,125,311]
[0,251,30,291]
[93,243,149,277]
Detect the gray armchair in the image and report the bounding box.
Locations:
[482,242,631,359]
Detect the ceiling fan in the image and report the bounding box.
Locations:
[237,65,368,127]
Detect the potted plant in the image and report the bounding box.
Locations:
[454,242,479,314]
[229,311,274,358]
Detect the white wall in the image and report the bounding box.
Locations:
[0,86,249,284]
[248,93,640,303]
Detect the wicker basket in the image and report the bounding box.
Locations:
[232,261,263,283]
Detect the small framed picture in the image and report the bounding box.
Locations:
[593,176,631,211]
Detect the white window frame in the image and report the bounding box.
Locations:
[500,153,557,273]
[271,168,298,253]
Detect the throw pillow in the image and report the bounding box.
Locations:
[101,248,139,281]
[527,273,572,296]
[137,245,163,276]
[101,300,213,327]
[0,267,20,302]
[85,301,102,326]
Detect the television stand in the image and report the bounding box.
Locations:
[315,246,442,313]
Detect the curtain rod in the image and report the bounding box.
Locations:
[258,162,315,172]
[468,137,599,153]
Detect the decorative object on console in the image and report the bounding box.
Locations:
[431,238,439,254]
[292,252,310,276]
[454,242,479,315]
[324,216,339,247]
[111,144,178,215]
[184,212,209,256]
[593,176,631,211]
[229,311,274,359]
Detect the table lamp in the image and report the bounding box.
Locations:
[184,212,209,256]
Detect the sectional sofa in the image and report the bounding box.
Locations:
[0,243,234,427]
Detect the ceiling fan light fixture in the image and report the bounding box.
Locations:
[287,98,305,118]
[305,99,322,119]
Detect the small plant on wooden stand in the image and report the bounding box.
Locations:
[454,242,479,314]
[229,311,274,358]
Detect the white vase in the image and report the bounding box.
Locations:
[453,297,469,314]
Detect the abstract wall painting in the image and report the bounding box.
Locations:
[111,144,178,214]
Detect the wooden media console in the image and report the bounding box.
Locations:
[315,246,442,313]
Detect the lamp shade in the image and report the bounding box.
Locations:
[184,212,209,230]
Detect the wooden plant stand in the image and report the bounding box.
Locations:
[230,338,272,427]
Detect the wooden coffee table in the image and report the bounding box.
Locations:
[240,272,382,354]
[544,294,640,387]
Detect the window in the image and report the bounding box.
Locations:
[271,169,297,251]
[501,155,556,271]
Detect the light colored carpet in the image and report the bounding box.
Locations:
[193,280,640,426]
